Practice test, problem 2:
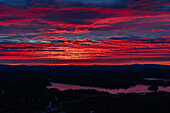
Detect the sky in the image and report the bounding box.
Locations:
[0,0,170,65]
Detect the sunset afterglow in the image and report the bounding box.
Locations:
[0,0,169,65]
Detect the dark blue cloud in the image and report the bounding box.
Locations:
[0,0,128,9]
[0,0,169,11]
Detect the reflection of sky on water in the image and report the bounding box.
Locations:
[47,83,170,94]
[144,78,170,82]
[159,86,170,92]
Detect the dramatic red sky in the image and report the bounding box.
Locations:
[0,0,169,65]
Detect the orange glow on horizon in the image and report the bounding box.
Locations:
[0,38,170,66]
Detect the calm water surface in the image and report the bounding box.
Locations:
[47,83,170,94]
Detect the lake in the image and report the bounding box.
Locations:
[47,82,170,94]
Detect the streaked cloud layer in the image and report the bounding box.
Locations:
[0,0,169,65]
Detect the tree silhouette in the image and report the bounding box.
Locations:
[148,86,158,92]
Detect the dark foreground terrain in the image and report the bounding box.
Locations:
[0,64,170,113]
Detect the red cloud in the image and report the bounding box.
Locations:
[152,29,170,32]
[0,5,169,35]
[163,35,170,38]
[0,38,169,60]
[127,0,168,10]
[27,29,90,35]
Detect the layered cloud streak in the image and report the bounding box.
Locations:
[0,0,169,65]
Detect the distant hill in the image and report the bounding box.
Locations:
[0,64,170,89]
